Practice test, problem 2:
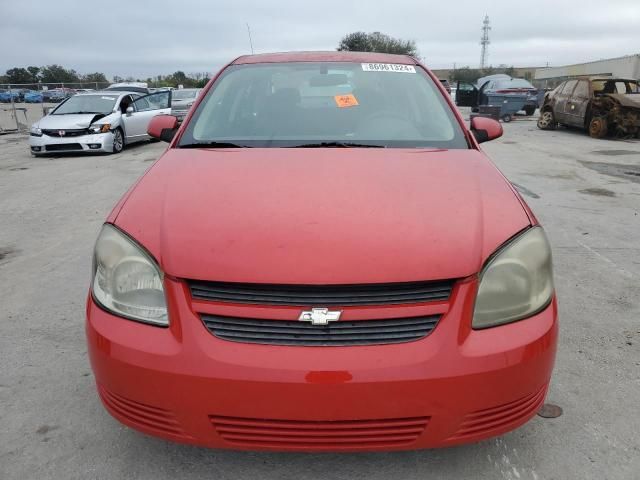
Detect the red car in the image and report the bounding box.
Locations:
[87,51,557,452]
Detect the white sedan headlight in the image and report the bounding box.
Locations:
[30,125,42,137]
[92,224,168,326]
[88,124,111,134]
[473,227,554,329]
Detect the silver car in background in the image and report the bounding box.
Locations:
[29,90,171,156]
[171,88,201,121]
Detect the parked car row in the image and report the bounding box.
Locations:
[0,88,28,102]
[0,87,82,103]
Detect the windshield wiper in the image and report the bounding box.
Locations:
[179,141,252,149]
[292,142,385,148]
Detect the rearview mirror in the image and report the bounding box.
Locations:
[147,114,178,142]
[470,116,503,144]
[309,74,349,87]
[126,106,134,115]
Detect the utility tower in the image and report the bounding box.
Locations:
[480,15,491,70]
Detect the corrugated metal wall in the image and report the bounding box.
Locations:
[535,54,640,82]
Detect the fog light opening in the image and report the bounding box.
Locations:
[89,144,102,150]
[31,146,42,152]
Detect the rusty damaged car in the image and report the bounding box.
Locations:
[537,77,640,139]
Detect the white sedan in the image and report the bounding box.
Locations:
[29,90,171,156]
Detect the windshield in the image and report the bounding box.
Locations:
[179,62,467,148]
[173,89,199,100]
[53,94,118,114]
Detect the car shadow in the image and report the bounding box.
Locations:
[551,125,639,143]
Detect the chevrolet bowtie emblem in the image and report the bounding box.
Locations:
[298,308,342,326]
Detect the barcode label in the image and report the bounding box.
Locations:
[361,63,416,73]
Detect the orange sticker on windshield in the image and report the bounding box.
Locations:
[334,94,359,108]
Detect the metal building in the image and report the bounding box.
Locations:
[535,54,640,86]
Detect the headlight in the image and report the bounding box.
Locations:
[92,224,168,326]
[30,126,42,137]
[89,124,111,134]
[473,227,554,329]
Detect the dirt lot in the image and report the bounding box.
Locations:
[1,115,639,480]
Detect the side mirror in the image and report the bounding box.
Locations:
[126,106,134,115]
[470,116,503,144]
[148,115,179,143]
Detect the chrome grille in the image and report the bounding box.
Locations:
[42,128,87,137]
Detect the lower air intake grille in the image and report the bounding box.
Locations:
[188,280,454,306]
[201,314,440,346]
[210,415,430,449]
[45,143,83,151]
[97,384,190,440]
[448,385,547,441]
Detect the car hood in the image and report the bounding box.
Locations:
[605,94,640,108]
[113,149,531,284]
[36,113,112,129]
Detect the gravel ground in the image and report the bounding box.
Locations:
[1,114,639,480]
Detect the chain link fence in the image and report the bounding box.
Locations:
[0,82,111,134]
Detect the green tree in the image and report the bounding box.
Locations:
[5,67,32,84]
[27,66,41,83]
[82,72,108,84]
[337,32,371,53]
[170,71,197,87]
[338,31,418,56]
[40,64,79,83]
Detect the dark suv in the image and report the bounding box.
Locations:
[537,77,640,138]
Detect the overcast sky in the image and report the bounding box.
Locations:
[2,0,639,79]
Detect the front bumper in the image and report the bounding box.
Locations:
[29,131,114,154]
[86,277,558,452]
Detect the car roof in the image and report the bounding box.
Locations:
[233,51,418,65]
[565,76,638,82]
[588,77,638,82]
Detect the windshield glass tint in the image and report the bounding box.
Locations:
[54,95,117,114]
[173,89,199,100]
[179,62,467,148]
[495,79,534,89]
